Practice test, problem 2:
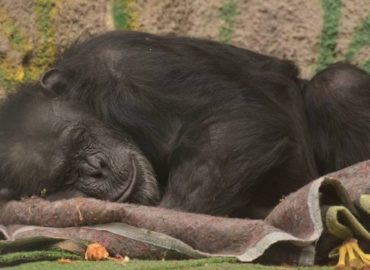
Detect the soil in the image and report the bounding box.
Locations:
[136,0,224,41]
[1,0,370,95]
[54,0,114,50]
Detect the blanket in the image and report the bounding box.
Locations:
[2,161,370,266]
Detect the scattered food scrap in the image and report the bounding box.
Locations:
[57,258,72,264]
[84,242,130,264]
[85,243,109,261]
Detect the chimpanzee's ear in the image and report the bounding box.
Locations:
[40,68,68,96]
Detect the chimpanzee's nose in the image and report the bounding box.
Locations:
[80,155,110,179]
[0,188,15,201]
[86,155,108,170]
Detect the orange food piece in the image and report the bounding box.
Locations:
[84,243,109,261]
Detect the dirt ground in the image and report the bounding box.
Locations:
[136,0,323,77]
[1,0,370,89]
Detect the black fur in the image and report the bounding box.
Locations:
[0,83,160,206]
[38,31,317,218]
[0,32,370,217]
[304,62,370,175]
[8,32,368,218]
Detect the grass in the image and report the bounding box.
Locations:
[0,250,80,266]
[2,257,335,270]
[112,0,139,30]
[345,15,370,61]
[0,0,58,90]
[24,0,58,82]
[218,0,238,43]
[315,0,342,73]
[345,14,370,73]
[0,7,32,90]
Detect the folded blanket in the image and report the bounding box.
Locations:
[1,161,370,266]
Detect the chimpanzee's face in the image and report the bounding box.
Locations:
[0,93,159,205]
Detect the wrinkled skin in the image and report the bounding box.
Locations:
[0,88,159,205]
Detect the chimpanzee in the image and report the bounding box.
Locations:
[0,87,160,205]
[0,31,321,218]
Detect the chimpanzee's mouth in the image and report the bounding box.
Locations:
[114,155,138,203]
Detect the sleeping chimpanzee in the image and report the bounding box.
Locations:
[0,87,160,205]
[0,31,365,219]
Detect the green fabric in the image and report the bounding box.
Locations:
[358,194,370,215]
[325,196,370,240]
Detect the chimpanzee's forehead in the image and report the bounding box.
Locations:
[16,99,91,134]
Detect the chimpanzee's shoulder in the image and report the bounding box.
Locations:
[56,31,300,79]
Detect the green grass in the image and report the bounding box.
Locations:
[0,17,28,52]
[0,250,80,266]
[24,0,57,81]
[218,0,238,43]
[345,14,370,73]
[315,0,342,73]
[346,15,370,61]
[112,0,130,30]
[112,0,136,30]
[2,257,335,270]
[0,8,32,90]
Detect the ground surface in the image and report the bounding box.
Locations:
[2,0,370,95]
[3,258,333,270]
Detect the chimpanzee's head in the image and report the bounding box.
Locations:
[0,82,159,205]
